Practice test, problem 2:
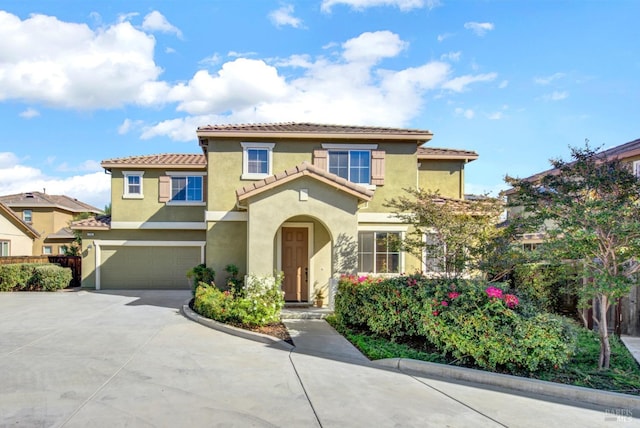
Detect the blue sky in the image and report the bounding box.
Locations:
[1,0,638,209]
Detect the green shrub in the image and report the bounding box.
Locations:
[193,273,285,327]
[224,264,244,297]
[187,264,215,295]
[334,274,577,373]
[0,263,47,291]
[27,265,73,291]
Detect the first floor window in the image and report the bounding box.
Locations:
[42,246,52,255]
[424,233,445,273]
[329,150,370,184]
[0,241,9,256]
[358,231,401,273]
[171,176,203,202]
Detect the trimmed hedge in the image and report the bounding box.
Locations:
[334,274,577,374]
[0,263,72,291]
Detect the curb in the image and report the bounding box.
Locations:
[181,304,295,352]
[374,358,640,413]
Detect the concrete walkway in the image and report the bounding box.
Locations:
[1,291,638,427]
[622,336,640,366]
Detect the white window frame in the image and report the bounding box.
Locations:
[634,160,640,178]
[241,142,275,180]
[23,209,32,223]
[42,246,52,255]
[123,171,144,199]
[166,171,206,206]
[357,227,405,275]
[0,240,9,256]
[423,232,446,274]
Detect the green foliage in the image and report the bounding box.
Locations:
[385,189,504,279]
[506,142,640,369]
[512,263,578,313]
[28,265,73,291]
[193,273,284,327]
[0,263,71,291]
[335,274,577,373]
[224,264,244,296]
[187,264,215,295]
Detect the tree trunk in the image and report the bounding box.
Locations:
[598,294,611,370]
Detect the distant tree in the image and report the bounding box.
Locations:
[506,143,640,369]
[104,203,111,215]
[385,189,504,279]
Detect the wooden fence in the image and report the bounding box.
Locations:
[0,256,82,287]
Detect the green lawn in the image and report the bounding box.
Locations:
[326,315,640,395]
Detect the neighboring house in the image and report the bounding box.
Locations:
[0,192,102,256]
[72,123,478,304]
[505,137,640,335]
[0,202,40,256]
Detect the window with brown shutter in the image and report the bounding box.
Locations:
[371,150,385,185]
[313,149,328,170]
[158,176,171,202]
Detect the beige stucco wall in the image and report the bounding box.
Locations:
[10,207,74,255]
[110,169,206,223]
[0,214,33,256]
[206,221,247,286]
[418,160,465,199]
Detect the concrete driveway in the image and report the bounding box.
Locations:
[0,290,635,427]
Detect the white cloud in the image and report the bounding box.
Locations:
[440,51,461,62]
[118,118,144,135]
[165,47,176,54]
[321,0,440,12]
[498,80,509,89]
[141,11,183,39]
[437,33,452,42]
[534,72,565,85]
[0,11,163,110]
[268,5,304,29]
[0,154,110,208]
[542,91,569,101]
[19,108,40,119]
[342,31,407,64]
[455,108,475,119]
[442,72,497,92]
[487,112,503,120]
[464,22,494,36]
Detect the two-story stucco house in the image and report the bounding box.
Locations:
[0,191,101,256]
[73,123,478,305]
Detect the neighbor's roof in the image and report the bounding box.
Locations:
[70,215,111,230]
[197,122,434,142]
[0,202,39,238]
[101,154,206,170]
[0,192,101,214]
[236,161,374,203]
[45,227,75,240]
[417,147,479,162]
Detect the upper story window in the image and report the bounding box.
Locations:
[241,142,275,180]
[123,171,144,199]
[171,176,203,202]
[329,150,371,185]
[319,144,384,186]
[23,210,32,223]
[159,172,206,205]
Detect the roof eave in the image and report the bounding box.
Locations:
[196,130,433,143]
[418,154,479,162]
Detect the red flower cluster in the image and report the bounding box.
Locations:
[485,286,519,308]
[504,294,519,308]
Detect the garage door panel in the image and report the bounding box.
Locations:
[101,246,199,289]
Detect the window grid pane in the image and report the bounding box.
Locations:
[358,231,400,273]
[171,176,202,201]
[350,151,370,184]
[127,175,141,194]
[248,149,268,174]
[329,151,349,179]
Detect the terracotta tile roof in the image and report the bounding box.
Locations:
[45,227,75,240]
[70,215,111,230]
[0,202,39,238]
[101,154,206,170]
[197,122,433,142]
[0,192,101,214]
[417,147,479,161]
[236,162,374,202]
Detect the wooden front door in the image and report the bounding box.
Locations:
[282,227,309,302]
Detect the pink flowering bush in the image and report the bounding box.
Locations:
[334,274,576,373]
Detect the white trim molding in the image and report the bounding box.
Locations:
[205,211,248,221]
[110,221,207,230]
[92,240,206,290]
[241,142,275,180]
[357,212,405,223]
[322,143,378,150]
[123,171,144,199]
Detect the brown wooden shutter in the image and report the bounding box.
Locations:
[158,176,171,202]
[202,175,207,202]
[371,150,385,185]
[313,149,328,170]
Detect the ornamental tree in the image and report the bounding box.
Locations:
[385,189,504,279]
[506,143,640,369]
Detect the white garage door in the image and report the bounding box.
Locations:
[100,246,200,289]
